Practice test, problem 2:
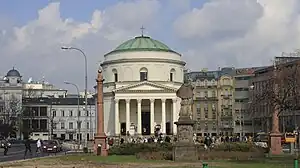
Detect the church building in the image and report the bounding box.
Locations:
[101,34,186,136]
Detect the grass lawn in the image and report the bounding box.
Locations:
[0,154,296,168]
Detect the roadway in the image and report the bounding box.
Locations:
[0,144,68,162]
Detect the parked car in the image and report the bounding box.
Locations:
[0,140,11,148]
[42,140,62,153]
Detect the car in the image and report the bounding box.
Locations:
[42,140,62,153]
[0,140,11,148]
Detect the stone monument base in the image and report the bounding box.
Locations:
[94,133,108,156]
[173,117,197,161]
[269,132,282,155]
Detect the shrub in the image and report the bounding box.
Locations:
[213,142,264,152]
[108,143,172,155]
[136,151,173,160]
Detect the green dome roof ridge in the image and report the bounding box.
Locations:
[105,35,180,56]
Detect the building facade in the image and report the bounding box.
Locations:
[185,70,219,136]
[101,35,185,136]
[0,68,96,140]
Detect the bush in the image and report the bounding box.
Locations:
[136,151,173,160]
[213,142,264,152]
[108,143,172,155]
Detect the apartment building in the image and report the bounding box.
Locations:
[186,70,219,136]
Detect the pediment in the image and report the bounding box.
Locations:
[114,81,177,93]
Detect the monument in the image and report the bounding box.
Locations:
[173,83,197,161]
[94,69,108,156]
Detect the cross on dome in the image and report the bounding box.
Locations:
[140,26,145,37]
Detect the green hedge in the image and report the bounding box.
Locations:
[108,143,172,155]
[213,142,265,152]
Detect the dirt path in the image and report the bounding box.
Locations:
[0,160,225,168]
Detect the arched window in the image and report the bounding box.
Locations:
[170,68,175,82]
[112,69,118,82]
[140,67,148,81]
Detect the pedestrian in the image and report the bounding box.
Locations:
[24,138,32,159]
[3,140,9,156]
[36,139,42,154]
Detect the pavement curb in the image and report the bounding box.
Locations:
[0,155,58,165]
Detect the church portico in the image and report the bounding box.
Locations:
[114,97,178,136]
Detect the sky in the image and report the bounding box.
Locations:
[1,0,300,93]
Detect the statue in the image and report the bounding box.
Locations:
[176,83,194,119]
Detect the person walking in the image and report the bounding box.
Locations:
[24,138,32,159]
[36,139,42,155]
[3,140,9,156]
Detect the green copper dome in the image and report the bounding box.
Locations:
[105,36,179,56]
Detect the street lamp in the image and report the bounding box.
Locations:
[64,81,81,144]
[61,46,88,147]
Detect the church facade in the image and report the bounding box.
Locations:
[101,35,186,136]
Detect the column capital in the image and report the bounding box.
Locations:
[161,99,166,103]
[114,99,119,103]
[137,99,142,104]
[125,99,131,103]
[150,99,155,103]
[172,98,177,103]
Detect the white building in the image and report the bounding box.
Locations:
[100,35,186,136]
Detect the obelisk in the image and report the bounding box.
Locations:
[94,69,108,156]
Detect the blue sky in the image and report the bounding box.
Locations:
[0,0,299,92]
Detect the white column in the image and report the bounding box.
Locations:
[172,98,177,135]
[161,99,166,134]
[114,99,120,135]
[137,99,142,134]
[150,99,155,134]
[125,99,130,132]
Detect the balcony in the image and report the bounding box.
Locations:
[194,96,218,101]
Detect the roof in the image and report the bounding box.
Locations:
[105,36,180,56]
[6,68,21,77]
[22,97,95,106]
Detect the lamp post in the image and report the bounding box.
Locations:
[61,46,88,147]
[64,81,81,145]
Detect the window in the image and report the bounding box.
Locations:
[86,122,90,129]
[140,68,148,81]
[170,73,173,82]
[205,111,208,119]
[69,134,73,140]
[86,111,89,116]
[61,110,65,117]
[204,91,208,97]
[69,110,73,117]
[170,68,175,82]
[212,91,216,97]
[212,112,216,119]
[69,122,73,129]
[52,110,56,117]
[77,122,81,129]
[53,123,57,129]
[61,123,65,129]
[78,110,81,117]
[112,69,118,82]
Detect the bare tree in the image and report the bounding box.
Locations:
[251,58,300,132]
[0,94,23,137]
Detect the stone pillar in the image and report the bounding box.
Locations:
[114,99,119,135]
[150,99,155,134]
[269,104,282,155]
[172,98,177,135]
[161,99,166,134]
[125,99,131,132]
[94,69,107,156]
[137,99,142,134]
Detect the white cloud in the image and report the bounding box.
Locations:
[0,0,161,91]
[173,0,300,69]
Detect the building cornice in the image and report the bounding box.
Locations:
[100,58,186,66]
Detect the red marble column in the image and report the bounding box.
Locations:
[269,75,282,155]
[94,70,108,156]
